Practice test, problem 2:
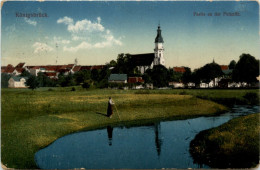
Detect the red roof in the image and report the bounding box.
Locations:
[44,72,57,77]
[220,65,229,71]
[173,67,186,73]
[91,65,105,70]
[72,66,81,72]
[128,77,144,83]
[2,64,15,73]
[80,66,92,71]
[60,64,74,70]
[15,68,25,73]
[15,63,25,68]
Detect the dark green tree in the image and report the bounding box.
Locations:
[82,81,90,89]
[168,68,183,82]
[150,65,169,87]
[228,60,236,70]
[232,54,259,86]
[1,73,11,88]
[58,73,76,87]
[199,62,223,87]
[73,70,91,85]
[190,69,202,88]
[96,65,111,88]
[37,72,56,87]
[112,53,136,75]
[91,69,99,81]
[182,67,192,87]
[20,70,31,77]
[143,68,153,84]
[26,75,39,90]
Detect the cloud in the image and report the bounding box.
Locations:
[25,18,37,26]
[63,42,92,52]
[53,36,70,44]
[58,16,122,52]
[57,16,104,33]
[57,16,73,25]
[64,33,122,52]
[33,42,54,53]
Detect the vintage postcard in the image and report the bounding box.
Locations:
[1,0,259,169]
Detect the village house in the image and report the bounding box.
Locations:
[108,74,127,83]
[8,76,28,88]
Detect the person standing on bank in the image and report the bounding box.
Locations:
[107,97,114,118]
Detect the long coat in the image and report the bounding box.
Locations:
[107,101,113,117]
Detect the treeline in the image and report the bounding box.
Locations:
[24,65,112,90]
[1,53,259,89]
[141,53,259,88]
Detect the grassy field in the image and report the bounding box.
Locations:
[1,87,258,168]
[190,113,260,168]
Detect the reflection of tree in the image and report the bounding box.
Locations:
[154,123,163,157]
[107,126,113,146]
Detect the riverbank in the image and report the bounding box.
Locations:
[1,88,257,168]
[190,113,260,168]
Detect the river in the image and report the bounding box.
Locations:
[35,105,259,169]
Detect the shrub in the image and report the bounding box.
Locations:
[243,92,259,105]
[82,82,90,89]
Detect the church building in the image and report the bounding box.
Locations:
[130,25,165,74]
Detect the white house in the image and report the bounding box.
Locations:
[29,67,46,76]
[8,77,28,88]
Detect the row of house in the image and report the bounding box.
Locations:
[107,65,242,89]
[2,62,105,78]
[2,62,105,88]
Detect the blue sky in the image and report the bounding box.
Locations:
[1,1,259,69]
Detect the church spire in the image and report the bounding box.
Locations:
[155,25,164,43]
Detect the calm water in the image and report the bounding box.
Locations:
[35,105,259,169]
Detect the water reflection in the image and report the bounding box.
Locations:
[107,126,113,146]
[35,105,259,169]
[154,123,162,157]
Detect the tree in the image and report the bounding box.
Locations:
[228,60,236,70]
[190,69,201,88]
[1,73,11,88]
[112,53,136,75]
[58,73,75,87]
[199,62,223,87]
[26,75,39,90]
[150,65,169,87]
[20,70,31,77]
[91,69,99,81]
[37,72,56,87]
[82,81,90,89]
[168,68,183,82]
[73,70,91,85]
[182,67,192,87]
[232,54,259,86]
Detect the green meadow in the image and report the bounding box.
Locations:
[190,113,260,168]
[1,87,258,168]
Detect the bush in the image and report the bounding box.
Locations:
[82,82,90,89]
[179,91,187,95]
[243,92,259,105]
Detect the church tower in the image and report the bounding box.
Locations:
[154,25,165,66]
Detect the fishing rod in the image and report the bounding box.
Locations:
[114,104,121,121]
